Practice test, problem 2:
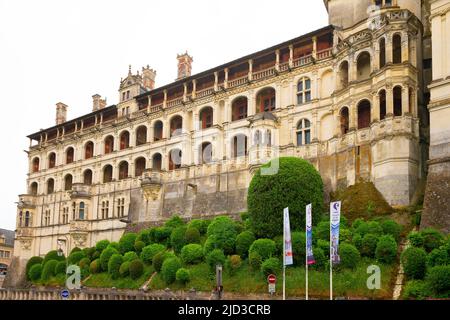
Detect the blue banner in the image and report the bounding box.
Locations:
[330,201,341,265]
[306,204,315,265]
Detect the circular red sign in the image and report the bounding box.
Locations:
[267,274,276,284]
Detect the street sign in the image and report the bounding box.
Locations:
[267,274,277,284]
[268,283,276,294]
[60,289,70,300]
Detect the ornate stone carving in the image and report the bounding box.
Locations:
[20,239,32,250]
[71,233,88,248]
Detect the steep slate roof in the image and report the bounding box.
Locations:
[0,228,14,247]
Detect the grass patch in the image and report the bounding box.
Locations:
[84,265,154,289]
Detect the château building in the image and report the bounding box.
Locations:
[11,0,449,279]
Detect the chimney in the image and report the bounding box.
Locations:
[142,65,156,91]
[92,94,107,111]
[176,52,193,80]
[55,102,68,125]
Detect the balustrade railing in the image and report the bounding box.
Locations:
[252,67,276,81]
[292,55,312,67]
[228,76,248,88]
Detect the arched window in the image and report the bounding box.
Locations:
[199,107,213,129]
[170,115,183,137]
[119,131,130,150]
[85,141,94,159]
[199,142,213,164]
[103,165,113,183]
[135,157,146,177]
[83,169,93,185]
[256,88,276,113]
[297,77,311,105]
[32,157,40,173]
[30,182,38,196]
[254,130,262,146]
[152,153,162,171]
[104,135,114,154]
[64,174,73,191]
[66,147,74,164]
[79,202,85,220]
[393,34,402,64]
[136,126,147,146]
[357,52,371,81]
[357,100,371,129]
[394,86,403,116]
[232,97,248,121]
[118,161,129,180]
[296,119,311,146]
[340,107,349,135]
[379,38,386,68]
[169,149,182,170]
[48,153,56,169]
[232,135,248,158]
[379,90,387,120]
[154,121,163,141]
[47,178,55,194]
[338,61,349,90]
[25,211,30,227]
[265,130,272,147]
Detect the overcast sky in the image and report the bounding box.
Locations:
[0,0,328,230]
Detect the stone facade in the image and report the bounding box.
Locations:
[14,0,436,267]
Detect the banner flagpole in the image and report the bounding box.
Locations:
[283,208,293,301]
[306,225,308,301]
[283,214,286,301]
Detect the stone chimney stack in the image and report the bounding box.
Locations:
[142,65,157,91]
[55,102,68,125]
[176,52,193,80]
[92,94,107,111]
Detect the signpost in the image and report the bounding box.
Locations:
[60,289,70,300]
[267,274,276,295]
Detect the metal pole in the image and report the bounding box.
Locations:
[330,217,332,301]
[306,223,308,301]
[283,218,286,301]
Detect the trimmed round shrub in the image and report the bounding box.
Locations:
[203,235,220,255]
[140,244,166,264]
[79,257,91,269]
[180,244,204,264]
[206,216,238,255]
[361,234,379,258]
[134,240,145,253]
[338,243,360,269]
[340,228,352,243]
[152,251,174,273]
[108,242,120,250]
[426,265,450,294]
[206,249,226,270]
[26,256,43,280]
[408,231,424,248]
[249,251,263,271]
[83,247,96,260]
[149,226,172,245]
[375,235,398,264]
[92,250,101,260]
[292,232,306,266]
[29,264,43,282]
[55,261,67,275]
[314,221,330,242]
[165,215,185,229]
[68,251,86,265]
[421,228,445,253]
[129,259,144,280]
[89,259,101,274]
[351,218,365,230]
[119,261,130,277]
[427,248,449,268]
[176,268,190,284]
[170,226,187,254]
[43,250,65,265]
[248,157,323,238]
[236,231,255,258]
[136,230,151,245]
[226,255,242,275]
[70,247,81,254]
[161,257,182,284]
[249,239,276,261]
[356,221,383,237]
[99,246,119,271]
[381,220,402,242]
[402,280,431,300]
[401,247,427,280]
[96,240,110,252]
[119,233,138,254]
[352,233,363,251]
[185,227,201,244]
[261,257,281,277]
[188,219,208,235]
[108,254,124,279]
[42,260,58,281]
[123,251,139,262]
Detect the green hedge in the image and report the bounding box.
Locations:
[29,264,43,282]
[161,257,182,284]
[55,261,67,275]
[338,243,360,270]
[401,247,427,280]
[129,259,144,279]
[361,234,379,258]
[108,254,124,279]
[119,233,138,254]
[180,244,204,264]
[170,226,187,254]
[249,239,276,261]
[41,260,58,281]
[99,247,119,271]
[68,251,86,265]
[187,219,209,234]
[89,259,101,274]
[95,240,110,252]
[123,251,139,262]
[140,244,166,264]
[206,249,226,271]
[185,227,201,244]
[426,265,450,294]
[43,250,65,265]
[375,235,398,264]
[26,256,43,280]
[260,258,281,277]
[119,261,131,277]
[176,268,190,284]
[236,231,255,258]
[206,216,238,255]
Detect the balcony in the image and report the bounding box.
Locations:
[17,194,37,209]
[70,183,92,199]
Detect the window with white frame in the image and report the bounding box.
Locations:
[117,198,125,217]
[297,77,312,105]
[296,119,311,146]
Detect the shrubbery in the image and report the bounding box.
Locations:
[249,239,276,261]
[381,220,402,242]
[338,243,360,269]
[161,257,182,284]
[129,259,144,279]
[316,239,330,257]
[421,228,445,253]
[43,250,65,265]
[119,261,130,277]
[123,251,139,262]
[79,257,91,269]
[176,268,190,284]
[165,216,185,229]
[408,232,424,248]
[185,227,201,244]
[188,219,208,234]
[314,221,330,242]
[149,226,172,245]
[55,261,66,275]
[134,241,145,253]
[206,216,238,255]
[248,157,323,238]
[261,258,281,277]
[226,255,242,275]
[99,246,119,271]
[427,248,449,268]
[375,235,398,264]
[41,260,58,281]
[311,247,327,270]
[89,259,101,274]
[140,244,166,264]
[292,232,306,266]
[249,251,262,271]
[153,251,174,273]
[29,264,43,282]
[402,280,431,300]
[108,254,124,279]
[26,256,43,280]
[96,240,110,252]
[68,251,85,265]
[426,265,450,294]
[180,244,204,264]
[170,226,187,254]
[401,247,427,280]
[206,249,226,270]
[361,234,379,258]
[235,231,255,258]
[119,233,138,254]
[136,230,151,245]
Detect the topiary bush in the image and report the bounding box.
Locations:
[70,247,81,254]
[123,251,139,262]
[355,221,383,237]
[180,244,204,264]
[129,259,144,280]
[206,216,238,255]
[68,251,86,265]
[136,230,151,246]
[249,239,276,261]
[108,242,120,251]
[427,248,449,268]
[352,233,363,251]
[89,259,101,274]
[99,246,119,271]
[361,234,379,258]
[249,251,263,271]
[29,264,43,282]
[317,239,330,257]
[140,244,166,264]
[134,240,145,253]
[119,233,138,254]
[248,157,324,238]
[206,249,226,271]
[176,268,190,284]
[421,228,445,253]
[55,261,67,275]
[375,235,398,264]
[152,251,174,273]
[261,258,281,277]
[119,261,130,277]
[309,247,327,270]
[41,260,58,281]
[340,228,352,243]
[401,247,427,280]
[43,250,65,265]
[83,247,96,260]
[185,227,201,244]
[402,280,431,300]
[79,257,91,269]
[226,255,242,275]
[161,257,182,284]
[149,226,172,245]
[96,240,110,252]
[408,231,424,248]
[188,219,208,235]
[108,254,124,279]
[165,215,185,229]
[170,226,187,254]
[235,231,255,258]
[26,256,43,280]
[338,243,360,270]
[381,220,403,242]
[426,265,450,294]
[314,221,330,242]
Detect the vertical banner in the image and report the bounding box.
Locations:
[283,208,293,266]
[330,201,341,265]
[306,204,315,265]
